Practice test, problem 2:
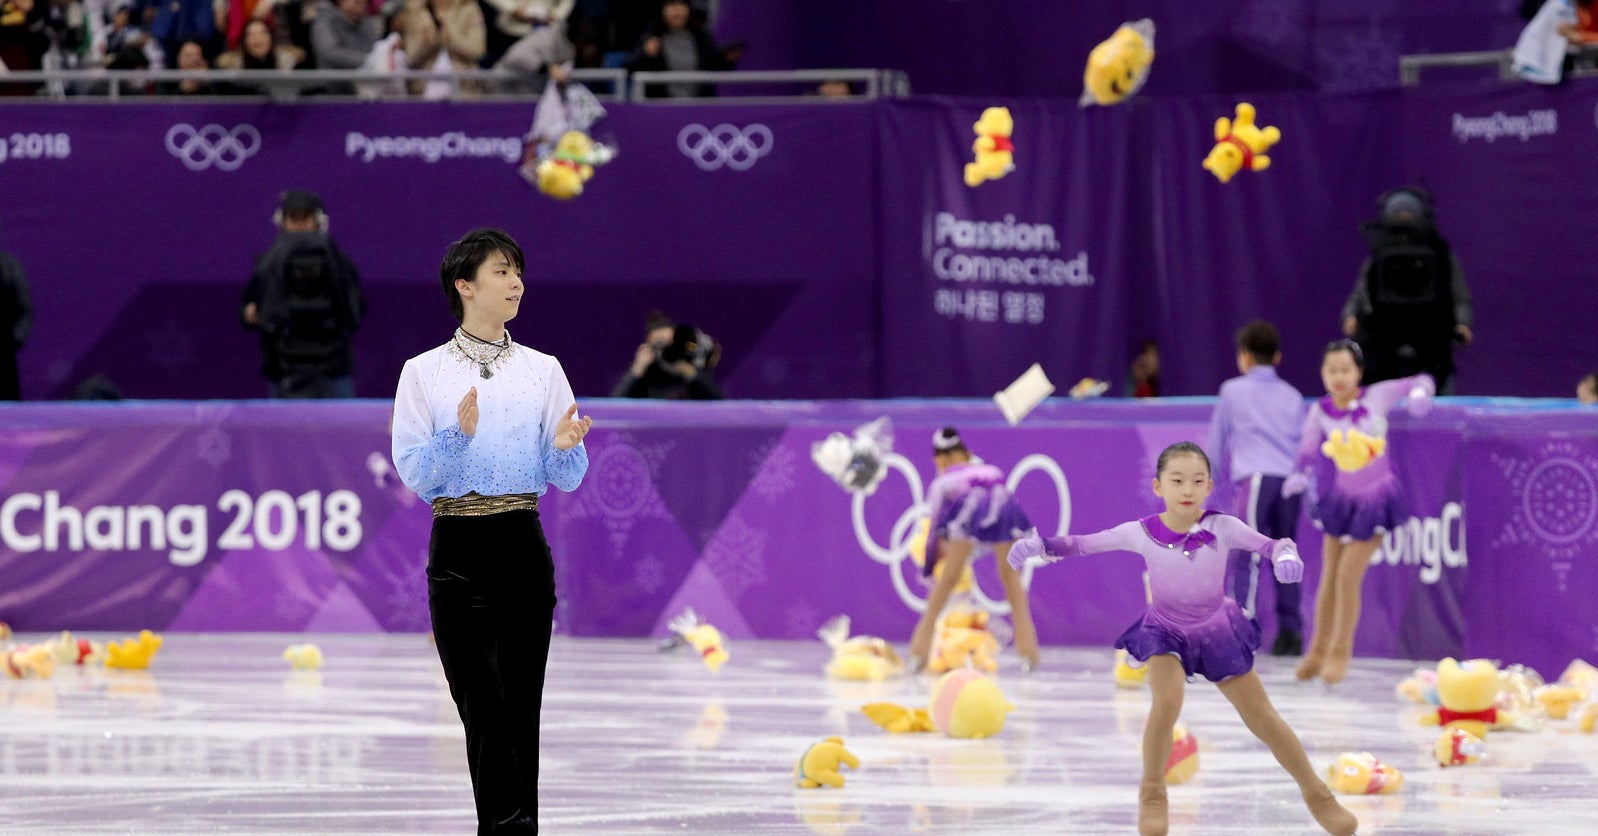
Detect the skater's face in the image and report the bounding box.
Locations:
[1321,348,1362,400]
[455,250,524,324]
[1153,452,1212,517]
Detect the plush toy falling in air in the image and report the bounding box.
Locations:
[520,69,615,200]
[284,643,325,671]
[811,417,895,495]
[963,107,1016,187]
[667,608,729,673]
[817,614,904,681]
[1202,102,1281,183]
[104,630,164,670]
[1080,19,1156,106]
[1325,751,1403,794]
[795,736,860,788]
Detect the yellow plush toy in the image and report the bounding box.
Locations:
[1421,657,1515,738]
[1113,648,1148,689]
[963,107,1015,187]
[1201,102,1281,183]
[104,630,163,670]
[795,736,860,788]
[1322,428,1387,472]
[930,668,1014,739]
[926,606,1001,675]
[1165,722,1199,784]
[1434,727,1486,767]
[283,643,325,671]
[1576,697,1598,733]
[533,130,615,201]
[1396,666,1439,704]
[817,615,904,681]
[861,702,936,733]
[667,608,729,673]
[50,631,105,666]
[1326,751,1403,794]
[1080,19,1155,107]
[4,643,56,679]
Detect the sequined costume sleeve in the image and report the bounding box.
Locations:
[392,355,472,496]
[539,358,588,492]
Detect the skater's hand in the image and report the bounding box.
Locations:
[1007,531,1046,570]
[457,387,479,436]
[1273,551,1304,584]
[1282,471,1308,498]
[1407,386,1433,418]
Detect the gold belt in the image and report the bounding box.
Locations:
[432,492,540,518]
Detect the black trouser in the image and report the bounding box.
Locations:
[428,509,555,835]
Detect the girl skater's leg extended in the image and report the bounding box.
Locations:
[908,539,974,670]
[1321,536,1378,684]
[1139,655,1185,836]
[1217,671,1358,835]
[993,541,1041,671]
[1297,536,1342,681]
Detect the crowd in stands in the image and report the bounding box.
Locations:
[0,0,743,97]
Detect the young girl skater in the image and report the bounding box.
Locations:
[1286,339,1433,684]
[1009,442,1357,836]
[908,427,1041,673]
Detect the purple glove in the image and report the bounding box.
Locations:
[1007,532,1046,570]
[1273,551,1304,584]
[1282,471,1309,498]
[1408,386,1433,418]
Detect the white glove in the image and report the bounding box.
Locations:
[1282,471,1309,498]
[1273,551,1304,584]
[1007,533,1046,570]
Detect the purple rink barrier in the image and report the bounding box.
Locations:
[2,398,1595,676]
[2,82,1597,403]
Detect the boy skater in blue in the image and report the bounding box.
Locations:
[1207,321,1307,656]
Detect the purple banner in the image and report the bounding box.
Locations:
[7,398,1590,674]
[2,85,1597,404]
[0,102,879,401]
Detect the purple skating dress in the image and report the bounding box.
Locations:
[923,461,1033,576]
[1295,375,1433,541]
[1039,512,1297,682]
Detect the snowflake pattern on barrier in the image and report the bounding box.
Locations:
[633,554,665,595]
[748,440,797,501]
[1489,440,1598,591]
[562,434,675,558]
[700,513,768,601]
[196,427,233,468]
[383,563,431,631]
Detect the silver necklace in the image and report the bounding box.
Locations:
[449,327,514,379]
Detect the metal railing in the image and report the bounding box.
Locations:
[1398,50,1515,85]
[0,67,629,102]
[626,68,911,102]
[0,66,910,103]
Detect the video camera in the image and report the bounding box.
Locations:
[654,324,718,371]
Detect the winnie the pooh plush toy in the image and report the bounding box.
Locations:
[284,643,325,671]
[4,643,56,679]
[795,736,860,788]
[528,130,615,201]
[1201,102,1281,183]
[1165,722,1199,784]
[1326,751,1403,794]
[1080,19,1156,107]
[1322,428,1387,472]
[930,668,1014,739]
[1421,657,1516,738]
[1434,726,1486,766]
[963,107,1015,187]
[667,608,729,673]
[926,606,1001,675]
[104,629,163,670]
[817,615,904,681]
[50,631,105,666]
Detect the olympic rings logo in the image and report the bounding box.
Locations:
[850,453,1071,614]
[164,123,262,172]
[676,123,773,171]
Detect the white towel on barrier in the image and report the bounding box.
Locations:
[1514,0,1576,84]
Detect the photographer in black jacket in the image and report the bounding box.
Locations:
[610,310,723,399]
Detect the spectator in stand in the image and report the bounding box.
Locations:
[491,0,575,93]
[815,78,853,99]
[402,0,485,97]
[1129,339,1160,398]
[93,0,163,67]
[156,37,216,94]
[140,0,218,67]
[624,0,740,98]
[215,18,306,94]
[1560,0,1598,44]
[0,0,41,96]
[1578,371,1598,405]
[309,0,379,92]
[217,0,275,52]
[481,0,567,68]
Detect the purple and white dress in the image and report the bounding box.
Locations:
[1295,374,1433,541]
[1037,512,1297,682]
[922,461,1032,576]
